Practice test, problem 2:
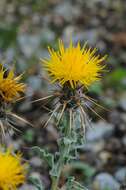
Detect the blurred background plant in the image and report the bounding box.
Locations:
[0,0,126,189]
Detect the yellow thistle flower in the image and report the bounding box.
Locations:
[42,40,106,89]
[0,147,26,190]
[0,64,25,103]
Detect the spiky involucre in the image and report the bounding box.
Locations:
[42,40,106,88]
[0,64,25,103]
[0,148,26,190]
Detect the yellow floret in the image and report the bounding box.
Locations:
[42,40,106,88]
[0,147,26,190]
[0,64,25,102]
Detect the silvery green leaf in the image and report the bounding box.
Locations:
[66,177,89,190]
[70,161,95,179]
[63,137,72,145]
[32,146,54,168]
[50,166,59,177]
[29,177,45,190]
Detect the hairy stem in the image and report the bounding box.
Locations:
[51,111,72,190]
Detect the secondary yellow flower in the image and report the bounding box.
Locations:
[42,40,106,88]
[0,147,26,190]
[0,64,25,103]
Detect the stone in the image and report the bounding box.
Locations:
[54,2,80,22]
[93,173,120,190]
[86,121,114,142]
[27,76,42,91]
[122,135,126,146]
[19,184,35,190]
[30,157,42,167]
[40,28,55,43]
[18,34,41,58]
[119,93,126,111]
[115,167,126,183]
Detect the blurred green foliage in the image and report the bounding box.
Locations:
[106,68,126,91]
[64,161,95,184]
[23,129,35,143]
[0,26,17,50]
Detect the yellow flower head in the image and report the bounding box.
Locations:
[0,64,25,103]
[0,147,26,190]
[42,40,106,89]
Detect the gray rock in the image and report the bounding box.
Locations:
[63,29,99,46]
[119,93,126,111]
[87,0,110,8]
[115,167,126,183]
[6,48,15,62]
[82,29,99,44]
[19,100,31,112]
[93,173,120,190]
[19,6,31,15]
[27,76,42,91]
[18,34,41,58]
[54,2,80,22]
[16,58,28,72]
[86,121,114,142]
[19,184,35,190]
[40,28,55,43]
[83,141,105,152]
[30,157,42,167]
[122,135,126,146]
[62,25,77,43]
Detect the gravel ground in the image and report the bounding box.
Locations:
[0,0,126,189]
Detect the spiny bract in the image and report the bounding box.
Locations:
[0,147,26,190]
[0,64,25,103]
[42,40,106,88]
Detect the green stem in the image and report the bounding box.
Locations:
[51,177,59,190]
[51,112,71,190]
